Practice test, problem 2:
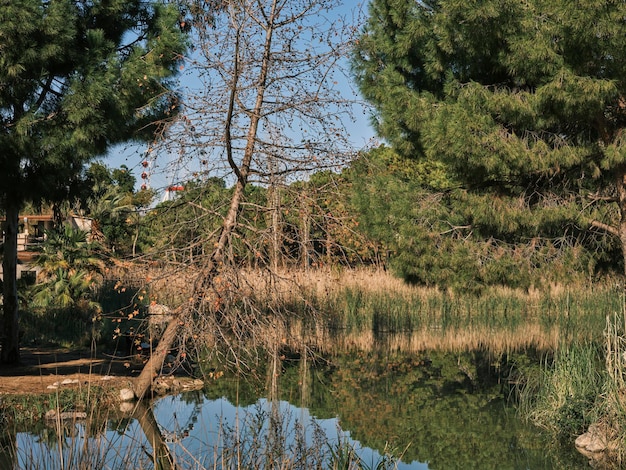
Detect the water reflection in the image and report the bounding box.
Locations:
[302,350,589,469]
[151,394,428,469]
[2,350,590,469]
[4,395,425,469]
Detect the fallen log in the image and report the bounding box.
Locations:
[131,306,188,400]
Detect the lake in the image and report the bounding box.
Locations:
[1,349,589,469]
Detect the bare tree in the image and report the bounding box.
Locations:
[131,0,360,399]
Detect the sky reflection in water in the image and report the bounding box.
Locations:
[151,394,429,469]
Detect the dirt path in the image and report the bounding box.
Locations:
[0,347,137,395]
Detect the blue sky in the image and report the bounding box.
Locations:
[105,1,377,194]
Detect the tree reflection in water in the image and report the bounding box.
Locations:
[1,349,591,469]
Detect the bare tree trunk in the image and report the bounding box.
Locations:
[300,191,311,271]
[132,308,185,400]
[130,0,278,400]
[207,1,274,270]
[325,218,332,268]
[132,400,176,470]
[132,218,139,258]
[1,201,20,364]
[270,183,282,272]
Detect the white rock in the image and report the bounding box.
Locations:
[119,388,136,402]
[119,402,135,413]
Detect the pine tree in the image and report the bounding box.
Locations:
[0,0,187,363]
[353,0,626,279]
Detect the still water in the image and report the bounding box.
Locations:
[4,350,589,469]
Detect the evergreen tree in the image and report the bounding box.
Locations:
[349,145,597,290]
[0,0,187,363]
[30,225,104,312]
[353,0,626,280]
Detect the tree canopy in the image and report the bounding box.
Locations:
[352,0,626,279]
[0,0,186,207]
[0,0,187,363]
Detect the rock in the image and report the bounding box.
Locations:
[119,388,136,402]
[45,410,88,421]
[148,376,205,395]
[152,379,171,395]
[149,303,171,316]
[575,423,621,469]
[119,402,135,413]
[183,378,204,389]
[576,424,613,453]
[576,432,605,453]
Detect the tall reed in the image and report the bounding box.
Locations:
[264,269,614,355]
[108,266,615,355]
[516,341,605,439]
[516,307,626,467]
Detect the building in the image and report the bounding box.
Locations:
[0,214,92,282]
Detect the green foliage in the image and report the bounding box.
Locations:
[348,145,604,290]
[517,342,605,440]
[0,0,187,207]
[0,0,187,361]
[78,162,153,255]
[353,0,626,281]
[281,171,373,268]
[80,163,137,201]
[140,172,373,269]
[24,226,105,346]
[142,178,234,263]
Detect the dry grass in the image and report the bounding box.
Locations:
[105,265,611,356]
[279,318,564,356]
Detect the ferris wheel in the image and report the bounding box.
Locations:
[138,143,161,191]
[161,146,187,202]
[140,157,151,191]
[139,147,185,199]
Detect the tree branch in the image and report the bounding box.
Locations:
[590,219,619,237]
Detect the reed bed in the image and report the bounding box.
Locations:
[242,268,615,355]
[517,341,605,436]
[106,266,617,355]
[41,264,625,468]
[301,323,565,355]
[11,266,626,467]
